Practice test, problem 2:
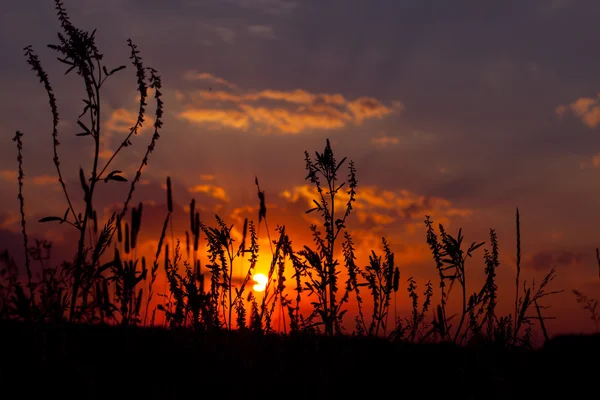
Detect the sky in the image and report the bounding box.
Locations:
[1,0,600,336]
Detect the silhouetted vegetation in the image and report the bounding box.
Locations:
[1,1,599,398]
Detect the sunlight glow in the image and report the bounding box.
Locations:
[252,273,268,292]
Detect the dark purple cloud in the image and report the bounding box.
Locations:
[526,250,587,271]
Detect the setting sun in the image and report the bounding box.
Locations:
[252,273,268,292]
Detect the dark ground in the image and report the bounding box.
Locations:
[0,321,597,399]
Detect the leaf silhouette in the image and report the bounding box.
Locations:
[39,216,63,223]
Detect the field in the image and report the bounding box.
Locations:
[1,320,598,399]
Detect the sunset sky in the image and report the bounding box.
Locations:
[2,0,600,336]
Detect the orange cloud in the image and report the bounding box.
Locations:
[356,210,396,225]
[280,184,472,232]
[176,73,400,134]
[192,90,244,103]
[0,212,19,229]
[105,107,155,134]
[175,90,186,101]
[192,88,348,106]
[106,108,138,133]
[579,152,600,169]
[230,205,254,224]
[331,227,433,268]
[239,104,349,133]
[556,95,600,128]
[371,135,400,147]
[30,175,57,185]
[98,149,113,160]
[0,170,57,186]
[0,170,17,182]
[179,108,250,130]
[99,108,154,160]
[347,97,393,124]
[371,131,434,148]
[248,89,346,106]
[183,71,239,91]
[188,184,230,202]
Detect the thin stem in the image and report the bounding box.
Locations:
[13,131,33,310]
[24,46,78,227]
[514,208,521,343]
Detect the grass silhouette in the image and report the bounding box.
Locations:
[1,1,599,398]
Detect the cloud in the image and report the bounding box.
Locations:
[176,74,400,134]
[556,95,600,128]
[248,24,277,39]
[30,175,57,185]
[0,170,17,182]
[525,249,585,271]
[364,236,432,266]
[535,0,577,20]
[0,212,19,230]
[355,211,396,225]
[105,108,153,134]
[183,71,239,91]
[106,108,138,134]
[188,184,230,202]
[347,97,396,124]
[238,104,349,133]
[184,23,238,45]
[189,88,348,106]
[209,25,236,44]
[226,0,297,15]
[579,152,600,169]
[199,174,216,181]
[179,108,250,130]
[550,0,575,8]
[371,135,400,147]
[0,170,56,186]
[371,131,435,148]
[99,107,154,160]
[280,184,472,233]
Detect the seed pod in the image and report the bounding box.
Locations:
[117,215,123,243]
[166,176,173,213]
[124,223,130,254]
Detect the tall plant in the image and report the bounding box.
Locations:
[18,0,163,323]
[298,139,357,335]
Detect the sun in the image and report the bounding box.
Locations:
[252,273,268,292]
